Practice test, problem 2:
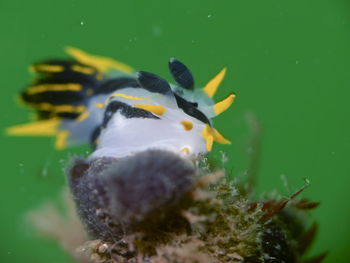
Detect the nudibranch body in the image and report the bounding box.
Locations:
[7,47,235,158]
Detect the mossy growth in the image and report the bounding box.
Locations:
[29,152,326,263]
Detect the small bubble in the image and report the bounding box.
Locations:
[151,25,162,37]
[295,60,299,64]
[207,14,212,18]
[80,21,84,26]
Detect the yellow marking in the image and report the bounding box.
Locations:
[6,119,60,136]
[133,104,166,115]
[181,120,193,131]
[203,67,227,97]
[28,102,86,114]
[34,64,65,73]
[201,124,231,151]
[65,47,134,74]
[111,93,147,101]
[71,64,95,75]
[95,103,105,108]
[26,83,82,95]
[55,130,69,150]
[213,93,236,115]
[181,147,190,154]
[76,111,90,122]
[86,88,94,95]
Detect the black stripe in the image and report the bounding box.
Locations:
[174,94,210,125]
[102,101,159,128]
[90,125,102,149]
[22,59,103,120]
[95,77,140,95]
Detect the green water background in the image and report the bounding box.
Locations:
[1,0,349,262]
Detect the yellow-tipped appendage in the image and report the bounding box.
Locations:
[203,67,235,116]
[213,93,236,115]
[201,67,235,150]
[203,67,227,98]
[201,124,231,151]
[65,46,134,74]
[6,119,70,150]
[6,119,60,136]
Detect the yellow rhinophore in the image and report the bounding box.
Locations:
[133,104,166,116]
[202,124,231,151]
[203,67,227,98]
[65,47,134,74]
[213,93,236,115]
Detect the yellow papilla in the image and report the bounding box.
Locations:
[6,119,60,136]
[202,124,231,151]
[55,130,70,150]
[6,119,71,150]
[65,46,133,74]
[203,67,227,98]
[213,93,236,115]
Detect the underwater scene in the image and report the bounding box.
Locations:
[1,1,349,262]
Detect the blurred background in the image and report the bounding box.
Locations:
[0,0,349,262]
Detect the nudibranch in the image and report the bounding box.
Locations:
[7,48,235,158]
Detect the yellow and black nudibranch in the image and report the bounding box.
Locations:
[7,47,235,157]
[11,49,325,263]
